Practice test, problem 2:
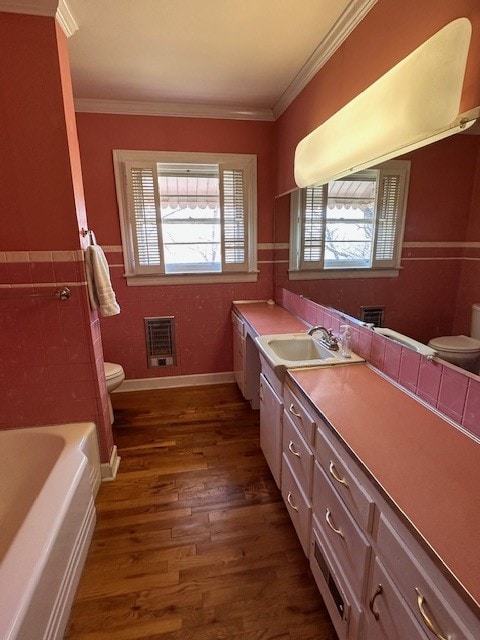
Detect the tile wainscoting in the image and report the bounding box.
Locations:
[275,286,480,440]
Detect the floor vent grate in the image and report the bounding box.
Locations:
[144,316,176,367]
[360,306,385,327]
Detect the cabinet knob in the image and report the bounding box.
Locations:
[415,588,449,640]
[369,584,383,621]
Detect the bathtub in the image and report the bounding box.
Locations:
[0,423,101,640]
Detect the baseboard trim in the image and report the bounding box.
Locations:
[116,371,235,392]
[100,445,121,482]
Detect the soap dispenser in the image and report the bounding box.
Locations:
[340,325,352,358]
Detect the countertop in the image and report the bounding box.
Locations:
[233,301,308,336]
[233,300,480,611]
[289,365,480,611]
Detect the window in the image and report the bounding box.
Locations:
[290,160,410,279]
[113,151,257,284]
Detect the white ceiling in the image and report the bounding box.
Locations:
[65,0,373,118]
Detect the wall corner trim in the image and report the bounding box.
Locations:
[0,0,78,37]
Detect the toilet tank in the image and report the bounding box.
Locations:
[472,303,480,340]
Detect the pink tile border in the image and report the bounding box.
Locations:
[274,286,480,440]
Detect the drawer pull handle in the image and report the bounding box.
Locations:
[329,460,348,487]
[288,441,301,458]
[415,588,449,640]
[287,492,298,511]
[369,584,383,621]
[289,403,302,420]
[325,508,344,539]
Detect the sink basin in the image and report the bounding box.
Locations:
[255,333,364,374]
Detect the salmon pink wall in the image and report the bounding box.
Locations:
[275,0,480,195]
[0,13,80,251]
[0,12,113,462]
[75,113,276,379]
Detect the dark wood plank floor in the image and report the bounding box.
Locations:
[65,383,337,640]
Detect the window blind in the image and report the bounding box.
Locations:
[373,172,404,267]
[126,162,165,273]
[220,166,247,270]
[301,184,327,269]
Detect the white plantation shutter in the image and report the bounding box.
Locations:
[220,165,247,271]
[125,161,165,274]
[372,167,408,268]
[300,184,327,269]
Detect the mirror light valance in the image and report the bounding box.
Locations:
[294,18,476,188]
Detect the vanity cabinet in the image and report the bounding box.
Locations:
[259,373,283,488]
[281,377,480,640]
[231,311,261,409]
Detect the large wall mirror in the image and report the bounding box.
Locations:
[274,128,480,378]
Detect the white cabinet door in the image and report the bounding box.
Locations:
[232,318,246,395]
[259,373,283,488]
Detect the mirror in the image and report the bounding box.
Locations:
[274,130,480,377]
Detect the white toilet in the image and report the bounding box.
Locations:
[428,303,480,374]
[104,362,125,424]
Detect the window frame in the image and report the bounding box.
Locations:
[289,160,410,280]
[113,150,258,285]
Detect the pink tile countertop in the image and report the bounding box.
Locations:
[288,364,480,611]
[233,300,308,335]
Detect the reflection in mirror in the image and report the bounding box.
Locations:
[274,131,480,378]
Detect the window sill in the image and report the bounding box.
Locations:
[125,272,258,286]
[288,267,401,280]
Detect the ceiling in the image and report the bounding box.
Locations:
[65,0,374,119]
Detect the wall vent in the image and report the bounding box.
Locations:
[360,306,385,327]
[144,317,176,367]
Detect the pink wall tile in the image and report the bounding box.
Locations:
[383,342,402,381]
[462,379,480,437]
[437,367,469,423]
[398,349,421,393]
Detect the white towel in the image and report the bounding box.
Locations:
[85,245,121,317]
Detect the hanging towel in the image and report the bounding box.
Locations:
[85,240,121,317]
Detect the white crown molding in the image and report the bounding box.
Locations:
[272,0,378,119]
[74,98,275,121]
[0,0,78,37]
[56,0,78,37]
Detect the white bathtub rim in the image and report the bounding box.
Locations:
[0,448,87,640]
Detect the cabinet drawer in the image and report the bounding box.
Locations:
[283,384,316,444]
[282,412,314,496]
[312,462,370,596]
[377,513,478,640]
[365,556,429,640]
[281,456,311,555]
[315,427,375,532]
[231,311,245,336]
[310,522,363,640]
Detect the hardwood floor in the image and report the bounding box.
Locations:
[65,383,337,640]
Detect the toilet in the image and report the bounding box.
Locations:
[104,362,125,424]
[428,303,480,374]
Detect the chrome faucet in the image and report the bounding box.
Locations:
[307,326,339,351]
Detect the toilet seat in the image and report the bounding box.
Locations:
[104,361,124,382]
[428,335,480,354]
[104,362,125,394]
